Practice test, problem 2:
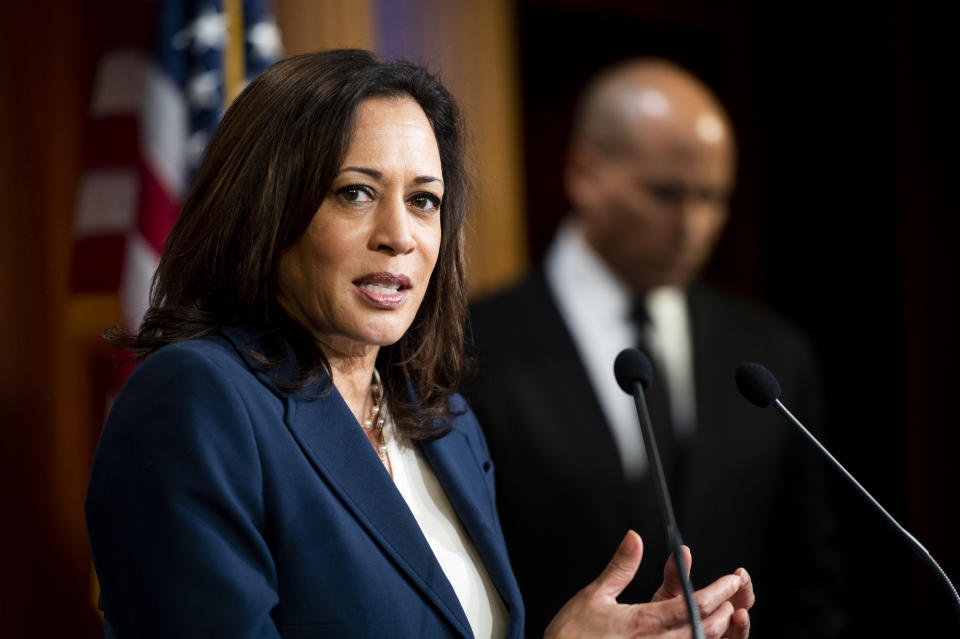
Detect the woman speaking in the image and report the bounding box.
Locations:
[86,49,753,638]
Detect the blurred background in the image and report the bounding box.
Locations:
[1,0,957,635]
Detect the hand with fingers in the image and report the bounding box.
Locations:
[544,531,755,639]
[651,543,753,639]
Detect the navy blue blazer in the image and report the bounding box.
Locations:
[86,326,524,638]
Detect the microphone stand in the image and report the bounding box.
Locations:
[629,379,705,639]
[773,398,960,624]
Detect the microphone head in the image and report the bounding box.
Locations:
[614,348,653,393]
[735,362,782,407]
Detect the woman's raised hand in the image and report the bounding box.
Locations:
[544,531,753,639]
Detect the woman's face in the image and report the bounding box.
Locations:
[278,96,444,358]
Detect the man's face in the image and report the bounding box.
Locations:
[570,125,734,291]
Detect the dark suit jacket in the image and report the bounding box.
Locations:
[465,271,845,638]
[86,326,524,638]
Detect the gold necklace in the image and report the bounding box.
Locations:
[362,368,390,472]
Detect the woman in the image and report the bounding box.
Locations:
[86,50,753,638]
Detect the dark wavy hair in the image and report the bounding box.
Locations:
[107,49,471,440]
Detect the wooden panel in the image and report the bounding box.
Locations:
[274,0,528,297]
[275,0,375,54]
[0,0,105,635]
[431,0,529,297]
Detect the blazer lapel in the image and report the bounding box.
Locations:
[527,272,636,518]
[420,432,523,636]
[220,324,472,638]
[684,283,742,527]
[284,390,473,638]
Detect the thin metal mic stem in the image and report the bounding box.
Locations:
[773,398,960,621]
[632,381,705,639]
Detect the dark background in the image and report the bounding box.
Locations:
[515,0,959,634]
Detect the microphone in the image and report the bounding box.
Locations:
[614,348,704,639]
[735,362,960,625]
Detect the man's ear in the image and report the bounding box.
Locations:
[564,143,605,213]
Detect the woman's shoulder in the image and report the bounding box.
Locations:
[443,393,491,454]
[136,332,245,376]
[111,331,276,429]
[97,331,286,476]
[443,393,477,429]
[127,328,276,393]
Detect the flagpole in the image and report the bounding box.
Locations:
[224,0,245,104]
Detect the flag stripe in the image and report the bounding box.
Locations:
[75,169,140,238]
[140,66,189,200]
[120,232,161,329]
[90,50,148,118]
[69,236,127,292]
[137,162,181,255]
[84,116,140,168]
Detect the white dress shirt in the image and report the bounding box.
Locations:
[385,416,509,639]
[544,219,698,477]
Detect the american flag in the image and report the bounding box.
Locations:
[71,0,281,354]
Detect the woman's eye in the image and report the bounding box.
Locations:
[409,192,442,212]
[338,185,374,203]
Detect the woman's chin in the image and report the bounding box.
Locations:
[357,319,414,348]
[309,324,408,358]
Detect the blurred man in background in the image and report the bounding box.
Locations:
[466,58,846,638]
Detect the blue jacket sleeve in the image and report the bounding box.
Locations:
[86,342,282,638]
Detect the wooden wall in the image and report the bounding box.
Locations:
[0,1,105,636]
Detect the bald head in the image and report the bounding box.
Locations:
[572,59,734,161]
[565,59,736,291]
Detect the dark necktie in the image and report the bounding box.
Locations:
[630,298,681,502]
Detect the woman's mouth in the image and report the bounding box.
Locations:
[353,273,412,309]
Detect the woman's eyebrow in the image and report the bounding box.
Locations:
[339,166,382,179]
[340,166,443,187]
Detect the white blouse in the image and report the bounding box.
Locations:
[383,416,509,639]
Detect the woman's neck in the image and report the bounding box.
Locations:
[320,342,380,426]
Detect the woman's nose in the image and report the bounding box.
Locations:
[370,196,416,255]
